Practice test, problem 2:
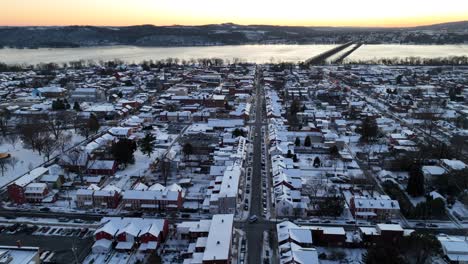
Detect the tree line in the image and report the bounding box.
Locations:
[345,56,468,66]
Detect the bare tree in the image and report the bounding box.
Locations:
[46,112,72,140]
[17,122,43,152]
[420,105,443,136]
[41,135,60,161]
[58,132,73,152]
[61,149,94,184]
[6,133,20,149]
[0,156,18,177]
[0,109,11,137]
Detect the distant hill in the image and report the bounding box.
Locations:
[0,21,466,48]
[411,21,468,31]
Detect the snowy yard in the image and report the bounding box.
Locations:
[316,247,366,264]
[0,130,85,188]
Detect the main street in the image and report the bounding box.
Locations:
[245,66,272,264]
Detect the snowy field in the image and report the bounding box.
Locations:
[0,130,85,188]
[0,141,44,188]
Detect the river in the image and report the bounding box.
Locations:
[1,44,467,65]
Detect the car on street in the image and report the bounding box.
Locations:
[249,215,258,223]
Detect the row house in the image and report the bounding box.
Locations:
[7,167,49,204]
[159,111,192,122]
[349,195,400,220]
[76,185,121,209]
[121,189,183,211]
[178,214,234,264]
[93,217,169,253]
[86,160,118,176]
[359,224,405,246]
[24,183,51,203]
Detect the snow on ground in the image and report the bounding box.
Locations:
[316,247,366,264]
[113,149,159,189]
[0,141,44,187]
[449,201,468,223]
[0,130,85,188]
[84,252,139,264]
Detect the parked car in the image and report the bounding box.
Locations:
[249,215,258,223]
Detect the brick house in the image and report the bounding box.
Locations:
[121,190,183,211]
[7,167,49,204]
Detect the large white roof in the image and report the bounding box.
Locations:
[202,214,234,262]
[12,167,48,187]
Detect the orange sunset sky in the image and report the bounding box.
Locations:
[1,0,467,27]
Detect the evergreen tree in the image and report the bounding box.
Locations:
[139,133,156,157]
[317,196,344,217]
[88,115,100,135]
[232,128,246,138]
[407,163,425,197]
[360,116,378,142]
[295,137,301,147]
[112,139,136,165]
[304,136,311,147]
[329,145,339,158]
[288,99,302,127]
[313,157,321,168]
[73,101,81,111]
[292,154,299,162]
[52,99,66,110]
[182,142,193,160]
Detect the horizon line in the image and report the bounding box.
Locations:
[1,20,467,29]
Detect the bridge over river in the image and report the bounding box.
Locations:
[304,41,363,65]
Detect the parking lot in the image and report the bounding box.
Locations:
[0,222,94,263]
[0,232,93,263]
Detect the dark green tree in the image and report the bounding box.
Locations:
[182,142,193,161]
[360,116,378,142]
[52,99,66,110]
[292,154,299,163]
[313,157,321,168]
[288,99,302,128]
[317,196,344,217]
[304,136,311,147]
[407,163,425,197]
[295,137,301,147]
[73,101,81,111]
[399,232,441,264]
[112,139,136,166]
[329,145,339,159]
[232,128,246,138]
[88,115,100,135]
[139,133,156,157]
[363,244,406,264]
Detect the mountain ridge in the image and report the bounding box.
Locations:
[0,21,466,48]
